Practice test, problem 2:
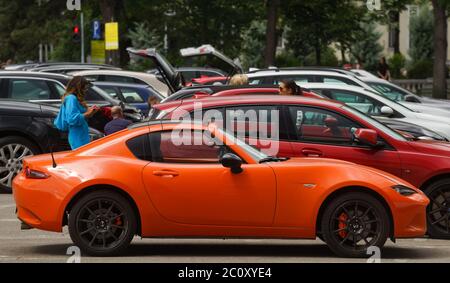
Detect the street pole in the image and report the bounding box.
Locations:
[81,12,85,63]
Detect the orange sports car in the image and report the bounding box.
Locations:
[13,121,429,257]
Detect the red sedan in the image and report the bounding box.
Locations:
[154,95,450,239]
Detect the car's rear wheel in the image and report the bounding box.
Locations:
[0,136,40,193]
[321,192,389,258]
[68,190,137,256]
[424,178,450,239]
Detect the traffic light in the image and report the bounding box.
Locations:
[73,25,81,42]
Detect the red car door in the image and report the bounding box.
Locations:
[284,105,403,178]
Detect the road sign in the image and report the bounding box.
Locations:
[93,20,101,40]
[105,22,119,50]
[91,40,105,64]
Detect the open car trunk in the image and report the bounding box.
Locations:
[179,44,243,76]
[127,48,184,94]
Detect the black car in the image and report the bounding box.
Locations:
[0,72,142,130]
[0,100,104,193]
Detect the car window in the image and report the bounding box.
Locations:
[274,75,314,85]
[85,86,106,101]
[288,106,359,145]
[119,87,145,103]
[47,81,66,97]
[151,130,227,164]
[368,82,408,101]
[9,79,51,100]
[97,86,119,100]
[316,89,384,116]
[180,71,198,82]
[126,134,153,161]
[318,76,360,87]
[103,75,136,84]
[225,105,289,140]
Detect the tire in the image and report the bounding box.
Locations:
[424,178,450,239]
[68,190,137,256]
[321,192,390,258]
[0,136,40,194]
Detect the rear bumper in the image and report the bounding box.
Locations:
[13,172,64,232]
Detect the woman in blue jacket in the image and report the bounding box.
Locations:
[61,76,98,150]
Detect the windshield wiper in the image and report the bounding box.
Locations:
[259,156,290,164]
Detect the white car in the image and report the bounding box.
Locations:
[299,83,450,140]
[358,76,450,113]
[70,70,170,97]
[248,68,450,117]
[246,69,374,89]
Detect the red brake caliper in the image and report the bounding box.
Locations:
[338,213,348,238]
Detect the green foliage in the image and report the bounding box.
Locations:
[304,47,339,67]
[239,20,266,70]
[283,0,367,65]
[388,53,406,79]
[408,59,434,79]
[275,51,302,68]
[349,21,383,72]
[409,5,434,62]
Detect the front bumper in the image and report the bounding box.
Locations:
[392,191,430,238]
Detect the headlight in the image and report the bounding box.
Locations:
[391,185,417,196]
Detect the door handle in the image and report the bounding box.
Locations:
[152,170,179,177]
[301,148,323,157]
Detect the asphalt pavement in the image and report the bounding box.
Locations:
[1,193,450,263]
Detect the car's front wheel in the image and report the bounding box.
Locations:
[424,178,450,239]
[68,190,137,256]
[0,136,40,193]
[321,192,390,258]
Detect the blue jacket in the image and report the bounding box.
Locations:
[64,95,90,150]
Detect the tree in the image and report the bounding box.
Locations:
[283,0,367,65]
[409,5,434,62]
[431,0,449,99]
[349,21,383,71]
[263,0,280,67]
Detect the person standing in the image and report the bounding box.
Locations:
[377,57,391,81]
[55,76,98,150]
[104,106,132,135]
[229,74,249,86]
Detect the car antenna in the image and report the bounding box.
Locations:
[50,144,57,168]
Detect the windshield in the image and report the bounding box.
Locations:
[364,88,417,113]
[217,127,269,162]
[367,82,412,102]
[342,105,407,141]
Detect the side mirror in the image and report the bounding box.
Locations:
[380,106,394,117]
[220,153,243,174]
[352,128,379,147]
[404,94,421,103]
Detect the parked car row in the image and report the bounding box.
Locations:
[5,50,450,258]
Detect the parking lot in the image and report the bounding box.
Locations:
[1,193,449,263]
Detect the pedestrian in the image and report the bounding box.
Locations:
[229,74,249,86]
[279,79,303,96]
[377,57,391,81]
[54,76,99,150]
[104,106,132,135]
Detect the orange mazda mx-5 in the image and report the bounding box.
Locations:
[13,121,429,257]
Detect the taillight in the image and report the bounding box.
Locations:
[25,167,49,179]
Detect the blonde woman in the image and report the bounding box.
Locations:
[229,74,249,86]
